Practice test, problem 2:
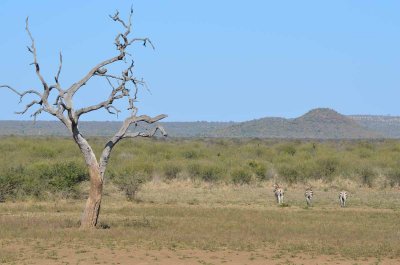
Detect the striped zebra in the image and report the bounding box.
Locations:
[273,184,284,205]
[339,191,348,207]
[304,186,313,207]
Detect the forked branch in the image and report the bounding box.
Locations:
[99,113,167,176]
[3,9,167,173]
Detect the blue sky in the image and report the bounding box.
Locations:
[0,1,399,122]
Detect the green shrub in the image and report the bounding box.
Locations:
[200,166,222,182]
[47,162,88,191]
[108,161,154,180]
[358,148,373,159]
[163,164,182,180]
[25,161,88,197]
[130,161,154,176]
[31,146,57,158]
[182,150,200,159]
[0,161,88,199]
[315,158,339,180]
[359,166,376,188]
[188,163,222,182]
[0,167,24,201]
[187,163,201,178]
[112,172,148,201]
[231,168,252,185]
[254,148,265,158]
[278,144,296,156]
[388,167,400,187]
[278,164,301,184]
[248,161,267,180]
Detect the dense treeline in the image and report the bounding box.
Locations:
[1,136,400,201]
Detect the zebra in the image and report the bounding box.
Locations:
[339,191,348,207]
[304,185,313,207]
[273,184,284,205]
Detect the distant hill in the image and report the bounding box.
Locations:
[1,108,400,139]
[348,115,400,138]
[213,108,382,139]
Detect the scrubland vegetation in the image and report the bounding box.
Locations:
[1,136,400,201]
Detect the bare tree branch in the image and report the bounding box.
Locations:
[55,52,63,84]
[99,113,167,175]
[31,107,44,122]
[123,125,167,138]
[109,10,129,29]
[0,85,42,102]
[25,17,49,92]
[0,85,23,97]
[94,73,124,81]
[104,77,115,89]
[65,55,122,100]
[129,38,155,50]
[15,100,41,115]
[105,105,121,116]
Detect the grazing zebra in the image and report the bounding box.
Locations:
[273,184,284,205]
[339,191,348,207]
[304,186,313,207]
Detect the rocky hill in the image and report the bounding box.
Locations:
[213,108,383,139]
[1,108,400,139]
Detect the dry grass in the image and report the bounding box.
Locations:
[0,181,400,264]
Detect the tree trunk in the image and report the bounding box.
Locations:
[80,163,103,228]
[72,127,104,229]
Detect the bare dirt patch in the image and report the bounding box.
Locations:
[2,243,399,265]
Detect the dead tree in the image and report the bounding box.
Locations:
[0,9,167,228]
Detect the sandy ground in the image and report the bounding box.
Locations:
[2,244,399,265]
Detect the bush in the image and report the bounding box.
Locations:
[231,168,252,185]
[187,163,201,178]
[359,166,376,188]
[297,157,341,181]
[278,144,296,156]
[182,150,200,159]
[316,158,339,179]
[108,161,154,180]
[0,161,88,199]
[200,166,222,182]
[131,162,154,176]
[388,167,400,187]
[25,161,88,198]
[188,163,222,182]
[31,146,57,158]
[248,161,267,180]
[47,162,88,191]
[0,167,24,201]
[278,164,301,184]
[254,148,265,158]
[111,171,149,201]
[163,164,182,180]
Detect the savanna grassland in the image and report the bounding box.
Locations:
[1,136,400,264]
